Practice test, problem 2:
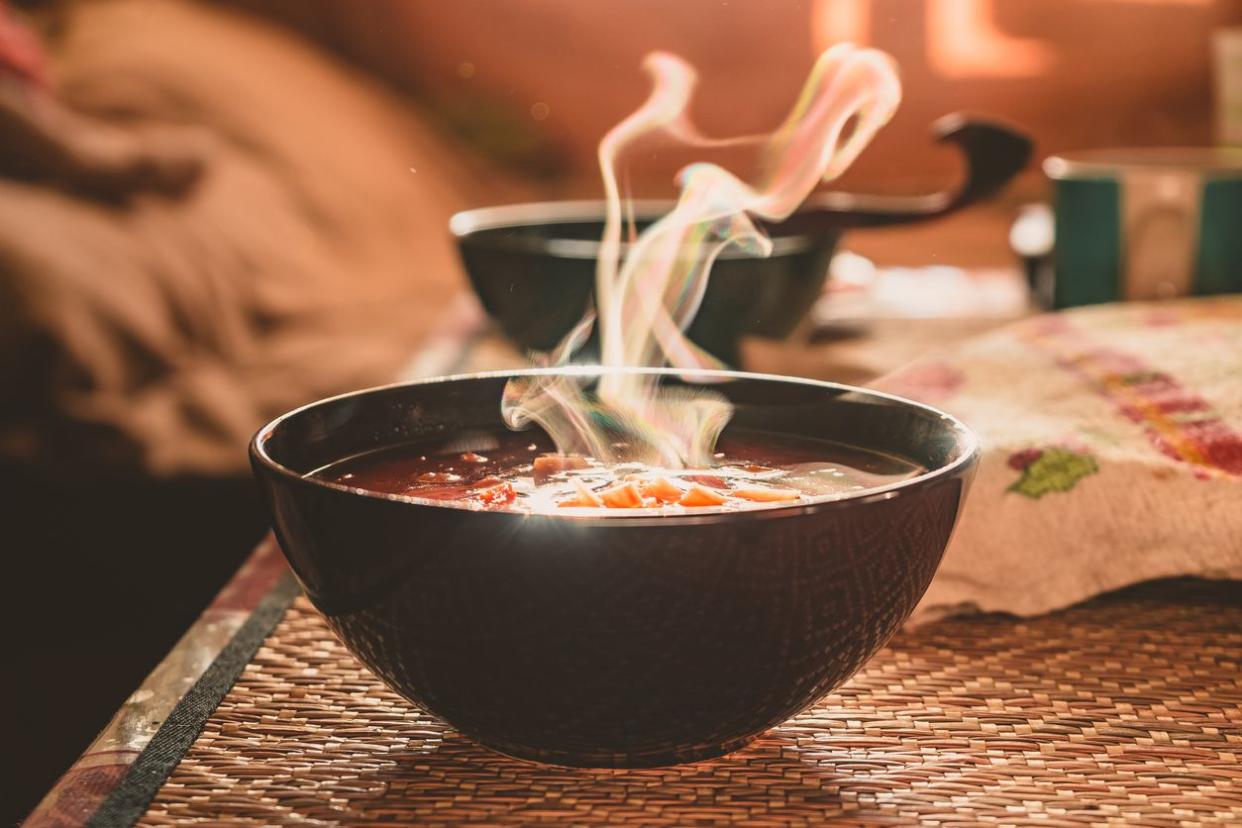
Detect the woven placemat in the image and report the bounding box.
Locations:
[137,579,1242,826]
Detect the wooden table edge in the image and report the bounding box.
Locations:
[24,537,296,828]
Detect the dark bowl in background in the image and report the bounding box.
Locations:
[251,369,978,767]
[453,201,836,366]
[453,116,1033,365]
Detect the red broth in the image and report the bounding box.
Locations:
[311,430,925,514]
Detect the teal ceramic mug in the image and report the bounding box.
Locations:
[1044,148,1242,308]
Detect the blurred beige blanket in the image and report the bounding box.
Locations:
[872,296,1242,622]
[0,0,509,477]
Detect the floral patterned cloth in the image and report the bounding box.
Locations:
[872,295,1242,623]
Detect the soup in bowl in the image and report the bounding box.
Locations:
[250,369,977,767]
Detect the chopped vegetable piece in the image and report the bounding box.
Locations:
[461,452,489,463]
[599,481,644,508]
[558,479,604,508]
[680,484,727,507]
[472,481,515,506]
[640,477,683,503]
[733,486,801,502]
[534,454,590,474]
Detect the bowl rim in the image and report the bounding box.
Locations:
[449,200,818,260]
[250,367,979,527]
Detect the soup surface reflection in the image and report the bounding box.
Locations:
[311,430,924,514]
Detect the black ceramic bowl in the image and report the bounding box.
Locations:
[453,116,1032,364]
[251,369,978,767]
[453,200,836,366]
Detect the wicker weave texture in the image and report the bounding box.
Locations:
[139,580,1242,826]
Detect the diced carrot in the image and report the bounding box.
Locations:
[732,486,801,502]
[533,454,590,475]
[679,484,727,507]
[640,477,683,503]
[599,481,644,508]
[471,481,515,506]
[558,479,604,508]
[461,452,489,463]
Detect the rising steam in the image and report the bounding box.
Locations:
[503,44,902,468]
